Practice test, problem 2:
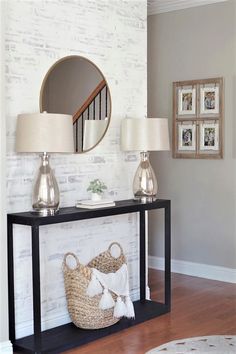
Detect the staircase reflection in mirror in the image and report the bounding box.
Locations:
[40,55,111,153]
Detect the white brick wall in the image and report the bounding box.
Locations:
[5,0,147,338]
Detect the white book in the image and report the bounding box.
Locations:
[75,199,115,209]
[75,203,115,209]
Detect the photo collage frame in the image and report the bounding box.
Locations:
[172,78,224,159]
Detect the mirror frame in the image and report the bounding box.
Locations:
[39,55,112,153]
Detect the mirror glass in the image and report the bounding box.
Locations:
[40,56,111,153]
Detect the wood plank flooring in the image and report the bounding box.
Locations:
[65,269,236,354]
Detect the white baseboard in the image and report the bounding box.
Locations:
[0,341,13,354]
[146,285,151,300]
[149,256,236,284]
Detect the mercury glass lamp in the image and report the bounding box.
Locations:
[15,112,74,216]
[121,118,170,202]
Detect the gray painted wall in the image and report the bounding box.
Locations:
[148,0,236,269]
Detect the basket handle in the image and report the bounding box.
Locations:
[108,242,124,258]
[63,252,80,270]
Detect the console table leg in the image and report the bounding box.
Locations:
[31,226,42,352]
[139,211,146,301]
[7,219,15,342]
[164,202,171,310]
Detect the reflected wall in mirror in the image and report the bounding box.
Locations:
[40,56,111,153]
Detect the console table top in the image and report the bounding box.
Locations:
[7,198,170,226]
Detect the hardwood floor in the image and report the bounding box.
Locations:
[64,269,236,354]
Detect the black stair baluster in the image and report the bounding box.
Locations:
[99,91,101,120]
[105,86,108,118]
[75,120,78,152]
[93,98,95,120]
[81,113,84,151]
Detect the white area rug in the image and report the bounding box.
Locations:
[146,335,236,353]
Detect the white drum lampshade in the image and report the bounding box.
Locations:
[16,112,74,216]
[121,118,170,202]
[121,118,170,152]
[16,113,74,153]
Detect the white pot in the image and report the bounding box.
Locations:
[91,192,102,201]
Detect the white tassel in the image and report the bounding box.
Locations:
[113,296,126,318]
[99,288,115,310]
[86,273,103,297]
[125,296,135,319]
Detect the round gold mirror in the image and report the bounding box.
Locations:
[40,55,111,153]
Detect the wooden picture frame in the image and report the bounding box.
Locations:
[172,77,224,159]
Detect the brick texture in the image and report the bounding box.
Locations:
[5,0,147,338]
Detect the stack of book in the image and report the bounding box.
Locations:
[75,199,115,209]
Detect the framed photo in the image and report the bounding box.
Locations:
[173,77,223,159]
[178,88,196,115]
[200,86,219,114]
[178,124,196,151]
[200,123,219,151]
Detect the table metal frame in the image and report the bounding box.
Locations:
[7,199,171,354]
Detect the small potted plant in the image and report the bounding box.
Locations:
[87,179,107,201]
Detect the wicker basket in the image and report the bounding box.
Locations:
[63,242,126,329]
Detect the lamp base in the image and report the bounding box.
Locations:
[32,207,59,217]
[133,196,157,204]
[32,153,60,217]
[133,151,158,203]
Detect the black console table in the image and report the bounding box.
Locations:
[8,199,171,354]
